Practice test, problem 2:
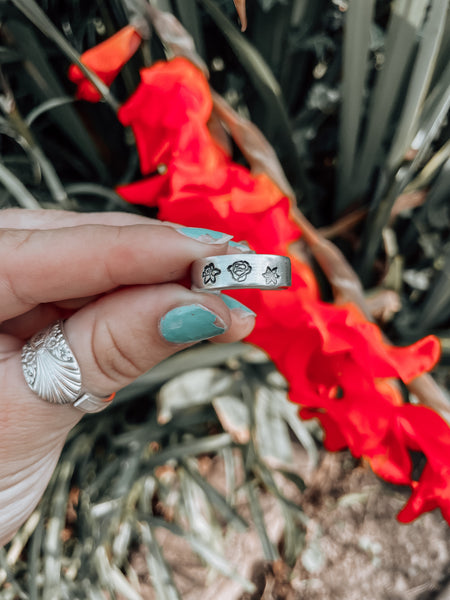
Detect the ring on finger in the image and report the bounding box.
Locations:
[191,254,291,291]
[21,320,114,413]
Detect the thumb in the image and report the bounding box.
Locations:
[63,282,255,398]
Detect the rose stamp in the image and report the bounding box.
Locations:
[227,260,252,282]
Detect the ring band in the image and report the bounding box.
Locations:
[191,254,291,291]
[21,321,113,413]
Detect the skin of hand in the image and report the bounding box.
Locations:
[0,209,256,546]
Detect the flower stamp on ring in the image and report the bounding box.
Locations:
[202,263,221,285]
[262,266,280,286]
[228,260,252,282]
[191,254,291,291]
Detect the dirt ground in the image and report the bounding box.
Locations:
[126,448,450,600]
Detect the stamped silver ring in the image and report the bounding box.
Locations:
[21,320,113,413]
[191,254,291,291]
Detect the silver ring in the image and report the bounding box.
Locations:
[191,254,291,291]
[21,321,112,413]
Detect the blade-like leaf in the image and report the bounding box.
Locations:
[244,480,279,561]
[213,394,251,444]
[255,386,293,465]
[0,161,41,208]
[409,58,450,165]
[414,245,450,330]
[140,523,181,600]
[336,0,375,212]
[356,0,449,282]
[24,96,76,127]
[387,0,450,171]
[10,0,119,111]
[147,517,256,593]
[146,433,233,467]
[115,342,248,404]
[199,0,306,195]
[352,0,428,202]
[174,0,206,56]
[5,19,110,179]
[157,368,235,424]
[181,459,248,532]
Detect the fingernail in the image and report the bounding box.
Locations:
[229,240,255,253]
[160,304,226,343]
[177,226,233,244]
[221,295,256,318]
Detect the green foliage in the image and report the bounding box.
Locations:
[2,346,315,597]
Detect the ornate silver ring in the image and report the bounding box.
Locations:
[191,254,291,291]
[21,320,113,413]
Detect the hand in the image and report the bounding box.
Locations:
[0,208,255,546]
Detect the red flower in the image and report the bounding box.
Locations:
[67,53,446,524]
[68,25,142,101]
[395,406,450,523]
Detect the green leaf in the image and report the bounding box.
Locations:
[24,96,77,127]
[147,433,233,467]
[140,523,181,600]
[147,517,256,593]
[276,468,306,493]
[10,0,119,111]
[174,0,206,57]
[157,368,235,424]
[0,547,27,600]
[336,0,375,212]
[4,18,109,180]
[352,0,430,202]
[65,183,141,212]
[275,390,319,468]
[255,386,293,465]
[386,0,449,172]
[356,0,449,281]
[179,464,221,546]
[413,244,450,330]
[0,161,41,208]
[42,447,81,600]
[411,60,450,160]
[213,395,251,444]
[115,343,248,404]
[198,0,306,195]
[244,480,279,561]
[181,459,248,532]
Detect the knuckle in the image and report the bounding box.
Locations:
[0,229,37,308]
[91,320,143,387]
[0,228,34,250]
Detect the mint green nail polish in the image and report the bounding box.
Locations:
[160,304,226,343]
[221,295,256,317]
[229,240,254,253]
[177,226,233,244]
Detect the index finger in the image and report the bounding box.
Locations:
[0,223,232,322]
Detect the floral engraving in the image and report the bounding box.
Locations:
[202,263,221,285]
[262,266,280,286]
[227,260,252,282]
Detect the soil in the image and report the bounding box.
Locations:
[127,448,450,600]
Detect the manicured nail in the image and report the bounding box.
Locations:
[160,304,226,343]
[229,240,254,253]
[177,226,233,244]
[221,295,256,318]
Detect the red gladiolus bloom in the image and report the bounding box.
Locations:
[114,57,444,521]
[68,25,142,101]
[395,406,450,524]
[68,52,447,524]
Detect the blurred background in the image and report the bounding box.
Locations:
[1,1,450,598]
